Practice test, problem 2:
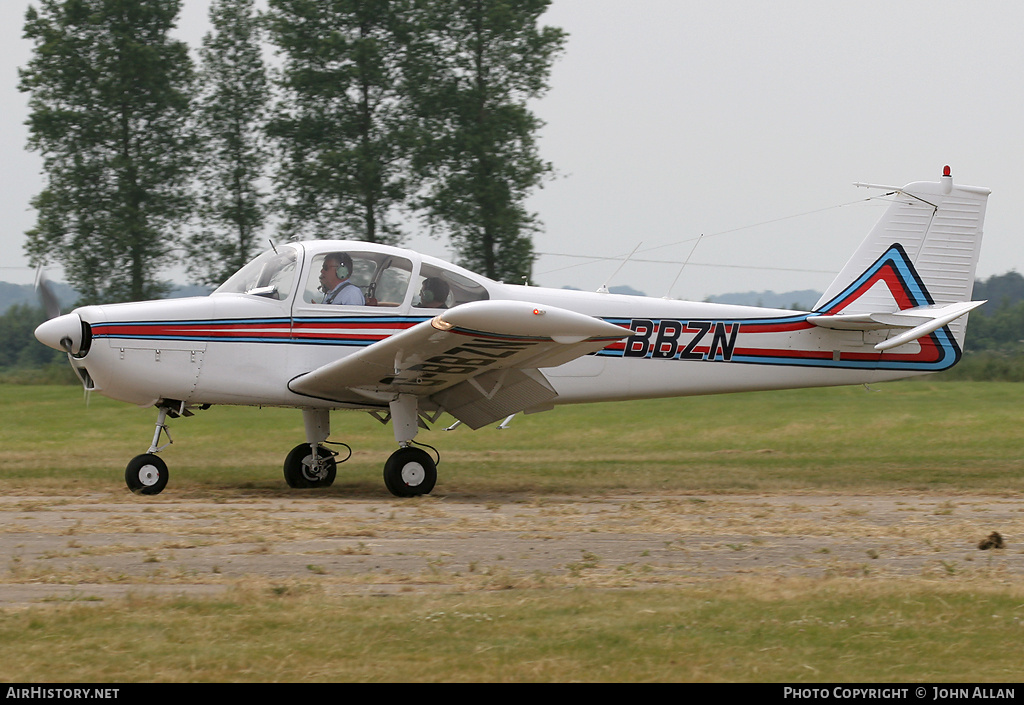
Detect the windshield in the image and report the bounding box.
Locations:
[215,248,298,300]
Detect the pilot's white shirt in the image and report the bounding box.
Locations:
[324,280,365,305]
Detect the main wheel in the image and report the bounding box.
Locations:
[383,447,437,497]
[283,444,337,488]
[125,454,169,495]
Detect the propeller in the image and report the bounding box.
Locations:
[33,268,92,402]
[33,269,85,356]
[34,266,62,321]
[34,267,80,354]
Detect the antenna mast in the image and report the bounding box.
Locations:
[597,242,643,293]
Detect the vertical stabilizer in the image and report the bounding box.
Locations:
[813,168,990,347]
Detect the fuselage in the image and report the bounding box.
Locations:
[38,239,956,414]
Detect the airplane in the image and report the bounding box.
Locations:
[34,167,989,497]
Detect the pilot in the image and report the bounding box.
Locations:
[419,276,450,309]
[319,253,365,305]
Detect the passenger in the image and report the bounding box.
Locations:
[419,277,450,309]
[319,253,365,305]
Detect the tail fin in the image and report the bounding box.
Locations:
[813,167,990,348]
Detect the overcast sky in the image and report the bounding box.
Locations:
[2,1,1022,301]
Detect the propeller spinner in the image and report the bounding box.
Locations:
[35,312,86,355]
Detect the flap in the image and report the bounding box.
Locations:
[287,300,627,406]
[433,368,559,430]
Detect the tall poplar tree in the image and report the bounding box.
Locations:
[19,0,195,304]
[266,0,415,244]
[411,0,565,283]
[187,0,271,286]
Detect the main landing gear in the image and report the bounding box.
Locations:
[283,443,337,488]
[377,394,438,497]
[383,446,438,497]
[288,402,438,497]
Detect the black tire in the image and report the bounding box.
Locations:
[283,443,337,488]
[125,454,169,495]
[383,447,437,497]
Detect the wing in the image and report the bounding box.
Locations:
[288,300,627,428]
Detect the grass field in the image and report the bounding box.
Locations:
[2,380,1022,494]
[1,381,1023,682]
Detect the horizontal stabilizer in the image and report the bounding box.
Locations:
[807,300,985,350]
[873,300,985,351]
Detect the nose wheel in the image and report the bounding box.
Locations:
[125,454,169,495]
[124,403,187,495]
[383,447,437,497]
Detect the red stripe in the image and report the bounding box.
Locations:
[828,263,916,314]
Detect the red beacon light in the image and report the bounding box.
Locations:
[943,165,952,177]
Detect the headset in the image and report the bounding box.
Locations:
[326,253,352,281]
[420,277,450,306]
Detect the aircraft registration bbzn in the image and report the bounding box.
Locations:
[35,168,990,497]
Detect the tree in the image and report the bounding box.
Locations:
[19,0,195,304]
[186,0,271,287]
[411,0,565,283]
[964,300,1024,354]
[0,304,62,369]
[265,0,416,244]
[973,271,1024,312]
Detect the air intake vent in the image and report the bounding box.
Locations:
[73,321,92,359]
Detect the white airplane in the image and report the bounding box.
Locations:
[35,168,989,497]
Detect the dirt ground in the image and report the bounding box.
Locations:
[1,490,1021,607]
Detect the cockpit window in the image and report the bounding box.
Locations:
[215,248,297,300]
[303,252,413,307]
[413,264,490,310]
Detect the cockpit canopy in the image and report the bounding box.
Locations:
[214,242,492,310]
